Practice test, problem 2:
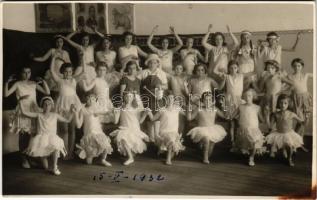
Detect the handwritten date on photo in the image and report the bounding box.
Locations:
[92,171,166,183]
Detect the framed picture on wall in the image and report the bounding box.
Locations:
[108,3,135,34]
[35,3,73,33]
[75,3,107,34]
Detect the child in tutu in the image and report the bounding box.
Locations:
[82,62,114,123]
[266,94,304,166]
[74,93,113,166]
[187,91,227,164]
[180,38,205,75]
[286,58,313,138]
[21,96,75,175]
[232,89,266,167]
[147,91,186,165]
[4,67,50,168]
[110,92,150,166]
[50,54,85,159]
[218,60,245,147]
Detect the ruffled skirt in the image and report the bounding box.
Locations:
[187,125,227,144]
[24,133,67,157]
[235,126,266,155]
[55,95,82,118]
[76,133,113,159]
[292,92,312,122]
[266,130,303,152]
[156,131,185,155]
[110,127,149,156]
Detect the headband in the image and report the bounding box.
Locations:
[241,30,252,36]
[40,96,54,107]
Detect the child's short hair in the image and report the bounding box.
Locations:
[60,63,73,73]
[291,58,305,68]
[103,35,112,43]
[227,60,239,73]
[124,60,138,73]
[96,62,108,69]
[193,63,207,75]
[264,60,279,71]
[276,93,293,111]
[160,37,170,45]
[40,96,54,108]
[122,31,135,40]
[242,88,257,102]
[173,63,184,71]
[266,32,279,40]
[211,32,227,46]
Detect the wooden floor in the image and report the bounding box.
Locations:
[3,138,313,197]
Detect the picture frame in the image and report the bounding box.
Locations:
[35,3,73,33]
[108,3,135,34]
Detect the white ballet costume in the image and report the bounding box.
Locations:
[76,106,113,159]
[44,49,71,91]
[156,107,185,154]
[235,104,265,154]
[266,111,303,153]
[93,77,114,123]
[224,74,244,118]
[77,46,97,86]
[236,46,255,74]
[208,46,229,75]
[157,49,173,74]
[24,113,67,157]
[10,81,40,134]
[119,45,139,68]
[95,50,116,71]
[110,108,149,156]
[181,49,198,75]
[55,78,82,118]
[187,109,227,144]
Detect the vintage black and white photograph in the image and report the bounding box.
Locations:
[1,1,316,198]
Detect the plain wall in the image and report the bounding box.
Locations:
[3,3,314,34]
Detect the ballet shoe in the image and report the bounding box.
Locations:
[123,158,134,166]
[248,159,255,167]
[52,168,61,176]
[22,159,31,169]
[288,159,295,167]
[101,160,112,167]
[203,159,210,164]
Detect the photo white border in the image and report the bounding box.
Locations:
[0,1,316,199]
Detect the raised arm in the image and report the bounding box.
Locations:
[50,56,63,83]
[33,49,53,62]
[137,45,148,58]
[58,32,83,51]
[35,77,50,95]
[4,76,18,97]
[170,26,183,53]
[226,25,239,50]
[201,24,214,51]
[196,50,205,62]
[282,31,301,52]
[147,25,160,54]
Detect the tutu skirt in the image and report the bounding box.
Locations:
[156,131,185,155]
[55,95,82,118]
[76,133,113,159]
[187,125,227,144]
[24,133,67,157]
[110,127,149,156]
[266,130,303,152]
[235,126,266,155]
[292,92,312,122]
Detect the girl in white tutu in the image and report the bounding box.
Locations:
[82,63,114,123]
[187,91,227,164]
[50,54,85,159]
[4,67,50,168]
[148,91,186,165]
[74,93,113,166]
[232,89,266,167]
[266,94,304,166]
[218,60,245,147]
[21,96,75,175]
[180,38,205,75]
[110,92,150,166]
